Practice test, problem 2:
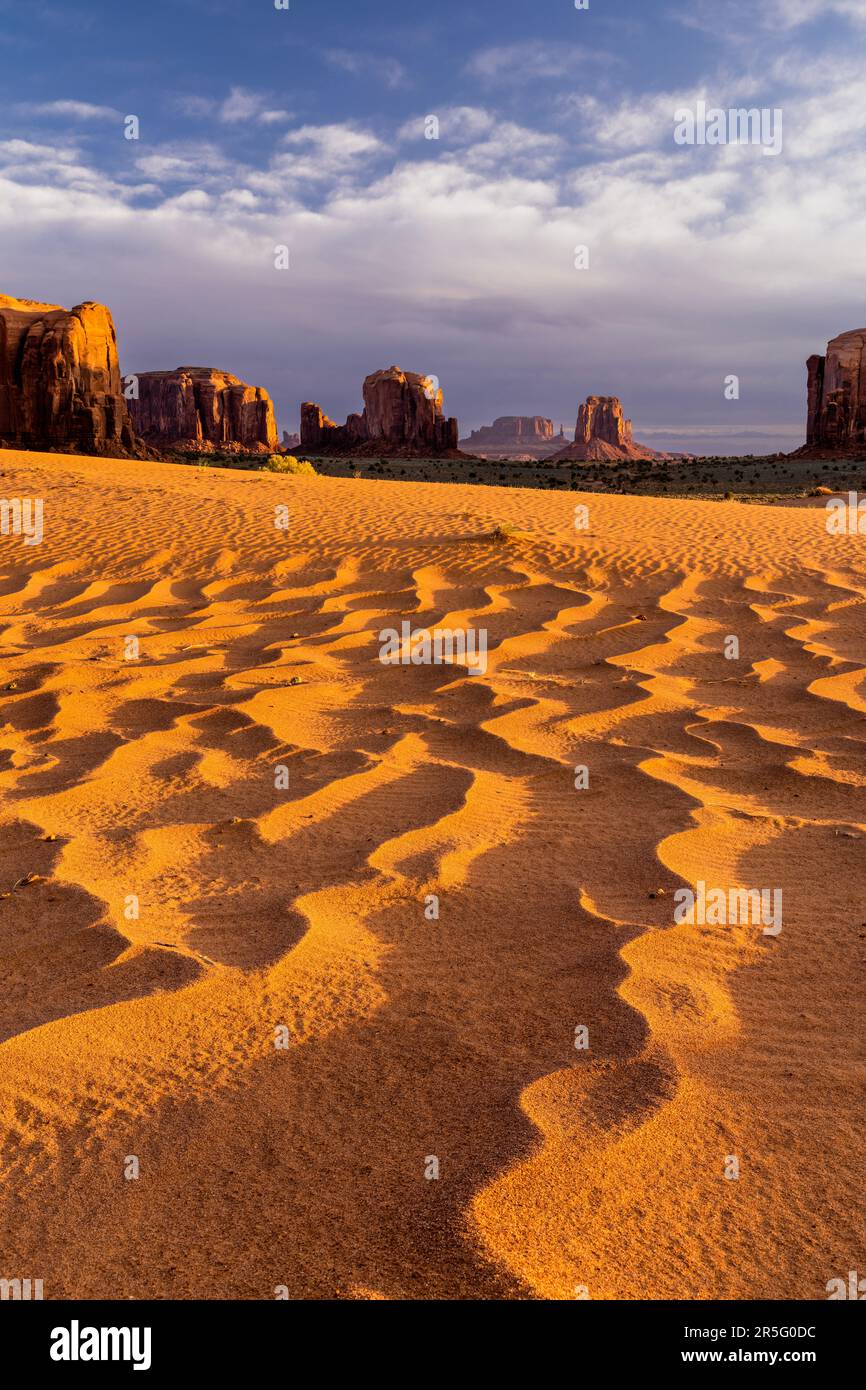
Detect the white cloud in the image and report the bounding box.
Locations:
[0,139,147,198]
[219,86,289,124]
[263,123,385,184]
[174,88,290,125]
[324,49,409,90]
[174,95,218,118]
[0,139,78,162]
[466,40,610,83]
[17,100,121,121]
[398,108,562,172]
[673,0,866,32]
[135,143,235,185]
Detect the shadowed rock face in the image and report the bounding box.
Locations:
[301,366,459,455]
[129,367,278,452]
[805,330,866,452]
[548,395,668,463]
[0,294,137,455]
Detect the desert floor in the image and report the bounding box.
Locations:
[0,450,863,1300]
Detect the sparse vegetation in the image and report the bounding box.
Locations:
[299,451,866,502]
[485,522,524,542]
[179,449,260,471]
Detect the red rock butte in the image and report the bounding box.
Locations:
[799,328,866,457]
[0,293,137,455]
[549,395,668,463]
[129,366,278,453]
[301,366,460,456]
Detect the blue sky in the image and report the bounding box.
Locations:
[2,0,865,452]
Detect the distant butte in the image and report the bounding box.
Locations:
[459,416,567,461]
[548,395,670,462]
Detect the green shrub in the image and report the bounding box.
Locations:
[263,454,317,476]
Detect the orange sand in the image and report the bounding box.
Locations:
[0,451,863,1299]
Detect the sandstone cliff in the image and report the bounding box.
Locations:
[799,329,866,456]
[0,293,137,455]
[549,395,668,463]
[301,366,459,456]
[129,367,278,453]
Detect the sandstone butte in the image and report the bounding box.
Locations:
[797,328,866,457]
[548,395,669,463]
[129,367,278,453]
[459,415,568,461]
[301,365,460,456]
[0,293,138,456]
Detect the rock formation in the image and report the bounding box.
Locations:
[548,395,668,463]
[282,430,300,452]
[459,416,567,461]
[129,367,278,453]
[301,366,459,456]
[0,293,137,455]
[799,329,866,455]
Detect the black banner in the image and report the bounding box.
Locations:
[1,1298,859,1374]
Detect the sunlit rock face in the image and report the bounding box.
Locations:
[548,395,668,463]
[129,367,278,453]
[805,330,866,452]
[0,294,136,455]
[301,366,459,455]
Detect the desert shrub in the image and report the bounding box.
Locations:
[262,454,317,476]
[485,522,524,542]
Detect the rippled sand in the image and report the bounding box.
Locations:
[0,450,863,1299]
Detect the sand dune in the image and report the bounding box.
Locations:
[0,450,863,1299]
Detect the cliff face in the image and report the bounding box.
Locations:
[129,367,278,452]
[803,330,866,453]
[301,366,459,456]
[0,294,137,455]
[549,395,667,463]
